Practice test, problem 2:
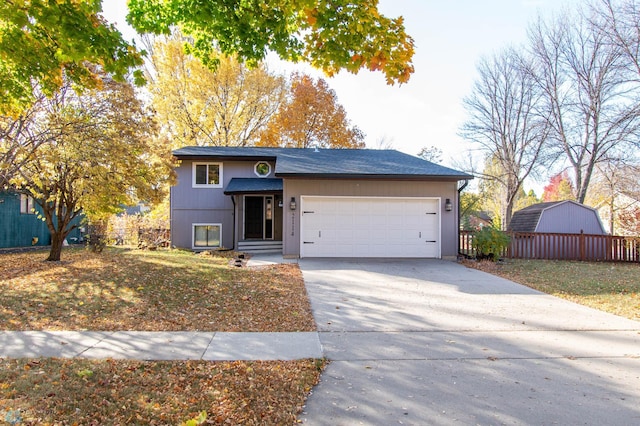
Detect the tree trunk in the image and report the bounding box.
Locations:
[609,197,615,235]
[47,232,65,261]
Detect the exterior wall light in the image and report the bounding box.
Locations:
[445,198,453,212]
[290,197,297,210]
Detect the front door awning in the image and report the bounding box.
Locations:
[223,178,283,195]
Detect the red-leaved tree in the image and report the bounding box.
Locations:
[543,172,575,202]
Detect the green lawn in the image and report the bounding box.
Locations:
[467,259,640,320]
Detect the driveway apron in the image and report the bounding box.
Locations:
[298,258,640,426]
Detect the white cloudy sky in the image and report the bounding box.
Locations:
[102,0,580,188]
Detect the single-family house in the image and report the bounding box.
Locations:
[462,211,493,231]
[171,147,472,259]
[0,190,84,249]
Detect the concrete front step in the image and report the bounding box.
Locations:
[237,241,283,253]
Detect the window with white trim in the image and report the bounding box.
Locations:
[254,161,271,177]
[193,224,221,249]
[192,162,223,188]
[20,194,35,214]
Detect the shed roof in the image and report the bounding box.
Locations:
[223,178,283,195]
[508,202,564,232]
[173,147,473,180]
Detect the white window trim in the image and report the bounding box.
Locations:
[20,194,35,214]
[253,161,272,177]
[192,223,222,250]
[192,162,223,188]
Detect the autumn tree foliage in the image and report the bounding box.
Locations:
[586,161,640,234]
[8,75,174,261]
[0,93,53,187]
[477,156,510,229]
[617,207,640,235]
[149,34,286,148]
[127,0,414,85]
[0,0,144,115]
[542,172,575,202]
[258,73,365,149]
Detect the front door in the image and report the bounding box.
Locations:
[244,196,274,240]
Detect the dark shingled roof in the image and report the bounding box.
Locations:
[508,201,564,232]
[173,147,472,180]
[174,146,280,161]
[223,178,283,195]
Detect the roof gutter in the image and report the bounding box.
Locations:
[174,155,278,162]
[274,173,473,180]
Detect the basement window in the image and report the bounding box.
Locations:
[193,224,221,249]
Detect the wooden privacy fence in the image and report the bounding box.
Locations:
[460,230,640,262]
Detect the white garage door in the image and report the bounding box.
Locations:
[300,196,440,258]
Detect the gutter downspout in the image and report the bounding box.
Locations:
[230,195,236,250]
[169,188,173,248]
[457,179,469,258]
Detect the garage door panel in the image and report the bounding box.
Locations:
[398,229,417,240]
[300,196,440,258]
[386,202,405,214]
[388,220,407,231]
[335,217,354,230]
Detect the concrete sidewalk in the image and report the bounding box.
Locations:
[0,255,319,362]
[0,331,322,361]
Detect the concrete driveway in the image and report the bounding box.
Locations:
[297,259,640,425]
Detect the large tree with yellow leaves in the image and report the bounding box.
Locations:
[148,34,287,148]
[8,74,173,261]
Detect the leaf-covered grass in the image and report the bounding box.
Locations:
[465,259,640,320]
[0,358,326,425]
[0,248,324,424]
[0,247,315,332]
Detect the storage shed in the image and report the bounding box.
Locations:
[508,201,607,235]
[507,201,608,260]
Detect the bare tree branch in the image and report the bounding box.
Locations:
[461,47,552,229]
[530,4,640,203]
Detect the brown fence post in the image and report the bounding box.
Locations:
[579,230,585,261]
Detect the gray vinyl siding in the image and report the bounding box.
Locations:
[171,160,276,249]
[282,178,460,258]
[536,203,606,235]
